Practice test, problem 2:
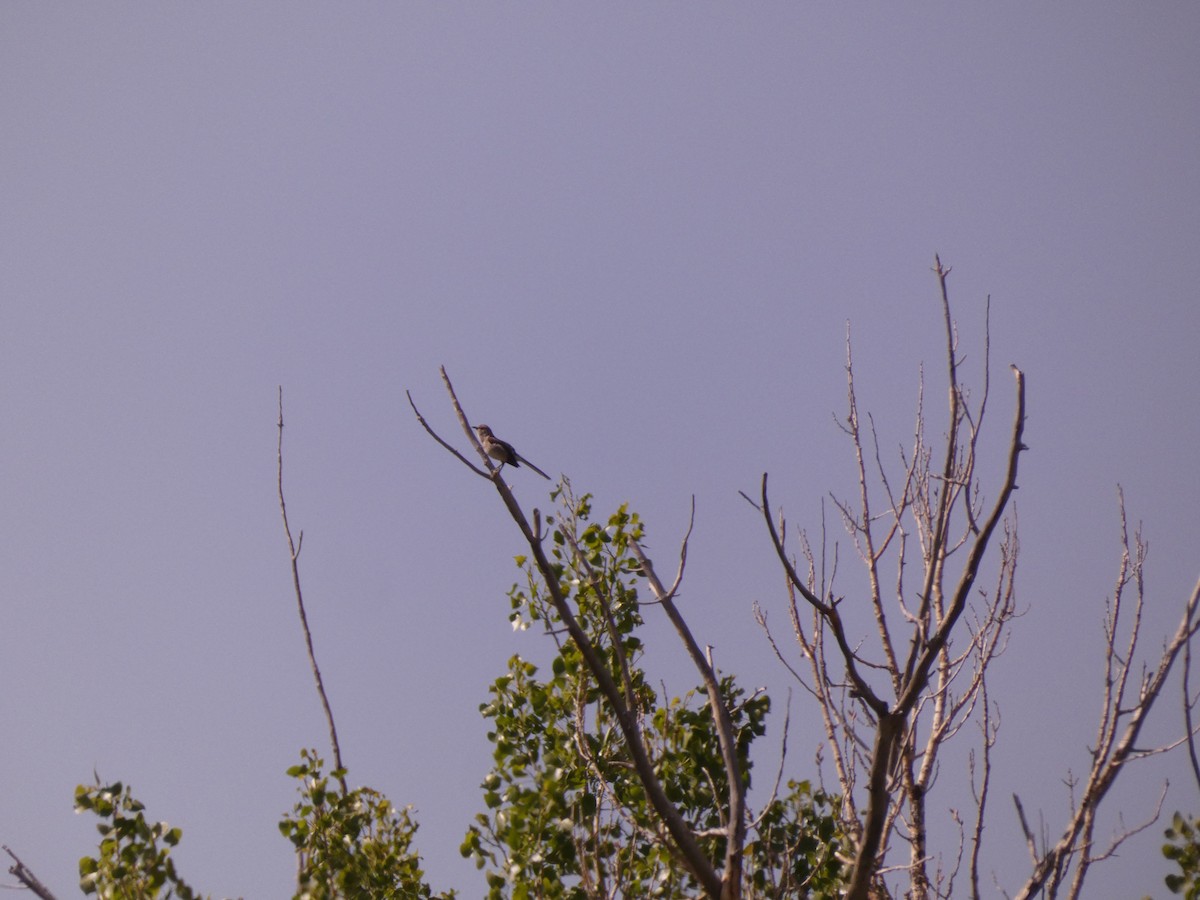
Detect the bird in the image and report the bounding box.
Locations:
[475,424,552,480]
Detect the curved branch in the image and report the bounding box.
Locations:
[406,387,491,478]
[759,474,890,719]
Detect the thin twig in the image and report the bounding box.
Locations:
[277,387,346,791]
[406,388,491,478]
[1185,626,1200,791]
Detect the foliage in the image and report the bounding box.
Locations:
[460,494,846,898]
[75,780,201,900]
[278,748,453,899]
[75,751,454,900]
[73,457,847,897]
[1164,812,1200,898]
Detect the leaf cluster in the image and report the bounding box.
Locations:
[279,748,454,899]
[1164,812,1200,898]
[462,496,846,898]
[75,751,455,900]
[75,780,200,900]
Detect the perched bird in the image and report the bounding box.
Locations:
[475,424,552,480]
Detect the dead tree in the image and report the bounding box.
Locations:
[752,257,1200,899]
[751,256,1025,898]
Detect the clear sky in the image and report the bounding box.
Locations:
[2,5,1198,897]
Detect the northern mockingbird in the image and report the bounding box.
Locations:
[475,424,552,480]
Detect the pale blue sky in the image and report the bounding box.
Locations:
[2,5,1198,897]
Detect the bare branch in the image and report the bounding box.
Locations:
[638,495,695,605]
[1186,628,1200,790]
[405,387,491,479]
[749,690,793,835]
[1013,496,1200,899]
[1011,794,1039,866]
[3,846,57,900]
[759,473,889,719]
[277,387,345,790]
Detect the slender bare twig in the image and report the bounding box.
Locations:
[1185,629,1200,791]
[277,387,345,791]
[749,690,793,836]
[968,646,997,899]
[406,389,490,478]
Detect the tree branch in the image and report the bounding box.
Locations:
[415,368,725,899]
[631,512,749,897]
[277,387,345,791]
[1014,499,1200,899]
[4,846,57,900]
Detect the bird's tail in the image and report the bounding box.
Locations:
[517,455,552,480]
